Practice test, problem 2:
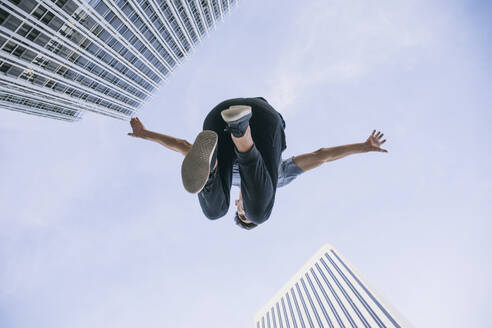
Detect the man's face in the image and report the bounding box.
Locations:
[235,192,253,224]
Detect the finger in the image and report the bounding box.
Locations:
[128,133,134,137]
[380,139,386,144]
[378,133,384,140]
[380,148,388,153]
[375,131,381,138]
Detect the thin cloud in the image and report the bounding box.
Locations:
[267,0,439,111]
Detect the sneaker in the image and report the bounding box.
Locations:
[221,105,252,138]
[181,130,218,194]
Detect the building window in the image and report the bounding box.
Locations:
[17,23,31,37]
[0,63,12,73]
[20,49,37,62]
[6,65,24,78]
[25,28,40,41]
[12,45,26,58]
[2,14,22,32]
[47,16,64,31]
[3,40,17,54]
[41,11,55,25]
[94,1,109,16]
[32,6,48,19]
[61,0,78,15]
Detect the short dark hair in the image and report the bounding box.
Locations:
[234,212,258,230]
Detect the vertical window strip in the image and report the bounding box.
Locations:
[295,282,315,328]
[144,0,183,61]
[331,250,402,328]
[186,0,205,36]
[306,270,336,328]
[172,0,198,43]
[314,263,355,328]
[290,287,306,328]
[156,0,190,51]
[115,0,175,72]
[271,307,278,328]
[152,0,188,56]
[199,1,213,29]
[285,292,298,328]
[210,0,221,21]
[281,297,291,328]
[276,302,284,328]
[324,253,386,328]
[319,257,370,328]
[300,277,325,328]
[77,1,163,83]
[221,0,228,14]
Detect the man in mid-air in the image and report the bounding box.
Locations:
[128,97,388,230]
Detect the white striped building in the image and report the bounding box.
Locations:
[0,0,238,121]
[254,244,412,328]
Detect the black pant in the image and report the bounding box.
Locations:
[197,97,286,224]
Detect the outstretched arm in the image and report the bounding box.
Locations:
[292,130,388,172]
[128,117,192,156]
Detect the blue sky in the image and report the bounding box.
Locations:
[1,0,491,327]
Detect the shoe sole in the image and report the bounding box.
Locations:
[181,130,218,194]
[221,105,252,122]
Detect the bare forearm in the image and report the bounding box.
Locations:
[292,130,387,172]
[316,143,370,162]
[141,130,191,155]
[293,143,370,172]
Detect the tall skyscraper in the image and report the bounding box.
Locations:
[254,244,412,328]
[0,0,238,121]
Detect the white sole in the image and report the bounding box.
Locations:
[181,130,218,194]
[221,105,252,122]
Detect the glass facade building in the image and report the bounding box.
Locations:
[0,0,238,121]
[254,244,412,328]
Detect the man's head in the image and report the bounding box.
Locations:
[234,192,258,230]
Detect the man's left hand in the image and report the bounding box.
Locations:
[364,130,388,152]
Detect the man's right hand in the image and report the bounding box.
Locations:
[128,117,146,138]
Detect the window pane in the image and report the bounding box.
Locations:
[2,15,22,32]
